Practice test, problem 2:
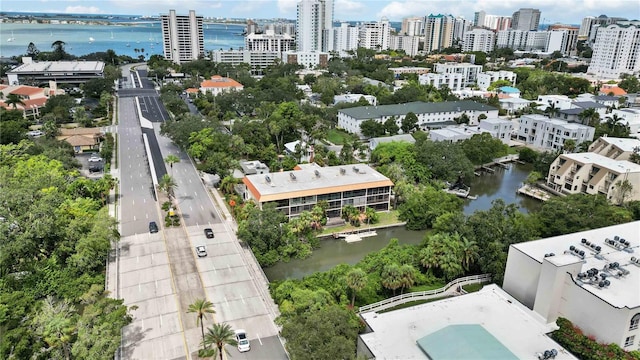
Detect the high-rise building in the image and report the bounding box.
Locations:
[588,22,640,79]
[359,18,391,51]
[474,11,486,27]
[462,29,495,53]
[332,22,359,53]
[580,15,628,44]
[296,0,333,52]
[579,16,596,38]
[423,14,455,53]
[401,16,424,36]
[245,20,259,35]
[245,31,295,52]
[474,10,511,31]
[548,24,579,55]
[453,16,471,43]
[389,35,420,56]
[511,8,541,31]
[161,10,204,64]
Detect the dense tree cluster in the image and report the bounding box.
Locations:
[513,68,592,99]
[0,141,134,359]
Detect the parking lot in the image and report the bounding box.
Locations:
[75,152,105,178]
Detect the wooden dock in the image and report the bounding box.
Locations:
[517,184,551,201]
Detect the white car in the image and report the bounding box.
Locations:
[235,329,250,352]
[88,155,102,162]
[195,245,207,257]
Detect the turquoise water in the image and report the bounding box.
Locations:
[0,22,246,58]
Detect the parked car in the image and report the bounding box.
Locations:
[149,221,159,233]
[88,155,102,162]
[204,228,214,238]
[235,330,250,352]
[195,245,207,257]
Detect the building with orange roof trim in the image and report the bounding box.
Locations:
[0,83,65,119]
[199,75,244,96]
[242,163,393,219]
[599,85,627,97]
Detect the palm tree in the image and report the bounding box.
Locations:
[51,40,66,60]
[345,268,367,307]
[164,154,180,176]
[460,238,479,272]
[578,108,600,127]
[544,103,559,118]
[5,93,25,109]
[381,263,403,296]
[398,264,417,294]
[201,323,238,360]
[158,174,178,200]
[187,299,216,348]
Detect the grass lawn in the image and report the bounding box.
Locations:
[377,296,449,313]
[507,146,520,155]
[462,283,485,293]
[318,210,403,236]
[326,128,352,145]
[408,282,446,292]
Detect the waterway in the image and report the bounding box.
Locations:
[264,162,542,281]
[0,22,246,58]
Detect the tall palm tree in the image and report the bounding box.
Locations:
[164,154,180,176]
[201,323,238,360]
[578,108,600,127]
[5,93,25,109]
[460,238,479,272]
[158,174,177,200]
[381,263,403,296]
[187,299,216,348]
[345,268,367,307]
[398,264,418,294]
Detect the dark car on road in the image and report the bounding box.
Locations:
[204,228,214,238]
[149,221,159,233]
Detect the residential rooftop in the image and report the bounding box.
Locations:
[360,285,577,360]
[242,163,393,202]
[511,221,640,308]
[369,134,416,144]
[339,100,497,120]
[561,152,640,173]
[591,137,640,152]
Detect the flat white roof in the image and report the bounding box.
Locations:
[360,285,577,359]
[511,221,640,308]
[10,60,105,73]
[482,118,513,125]
[544,118,592,130]
[596,137,640,152]
[562,152,640,174]
[244,163,392,200]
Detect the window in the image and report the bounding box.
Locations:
[624,336,635,347]
[631,314,640,331]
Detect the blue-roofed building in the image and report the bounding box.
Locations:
[498,86,521,98]
[357,284,577,359]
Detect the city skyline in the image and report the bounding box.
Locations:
[1,0,637,24]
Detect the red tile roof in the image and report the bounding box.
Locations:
[10,86,44,97]
[200,75,243,89]
[599,85,627,96]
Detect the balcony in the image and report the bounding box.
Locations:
[564,176,574,184]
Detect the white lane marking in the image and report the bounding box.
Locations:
[257,334,262,345]
[200,205,204,210]
[190,206,193,212]
[133,216,137,221]
[160,314,163,327]
[143,198,146,203]
[138,283,141,291]
[132,200,135,206]
[155,280,158,288]
[194,191,197,197]
[145,213,148,219]
[241,295,245,304]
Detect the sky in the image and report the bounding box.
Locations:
[1,0,638,24]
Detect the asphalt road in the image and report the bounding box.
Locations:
[114,66,286,360]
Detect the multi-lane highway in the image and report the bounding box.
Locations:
[112,66,286,360]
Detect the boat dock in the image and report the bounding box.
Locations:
[517,184,552,201]
[444,188,478,200]
[476,154,520,172]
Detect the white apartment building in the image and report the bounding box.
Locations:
[510,8,540,31]
[418,73,464,91]
[462,29,495,53]
[430,119,513,145]
[400,16,423,36]
[331,22,359,53]
[588,136,640,161]
[209,50,280,74]
[338,100,499,136]
[500,97,533,114]
[477,70,517,91]
[433,62,483,87]
[579,16,596,38]
[587,22,640,79]
[610,108,640,136]
[282,51,330,69]
[424,14,455,52]
[244,31,294,52]
[503,221,640,350]
[263,22,296,36]
[389,35,420,56]
[547,152,640,204]
[161,10,204,64]
[358,18,391,51]
[296,0,333,52]
[479,118,514,144]
[389,67,430,76]
[516,114,595,151]
[497,30,556,52]
[333,94,377,106]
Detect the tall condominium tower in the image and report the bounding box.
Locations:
[423,14,455,53]
[161,10,204,64]
[401,16,424,36]
[511,8,541,31]
[296,0,334,52]
[587,22,640,79]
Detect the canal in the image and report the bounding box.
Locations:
[264,162,542,281]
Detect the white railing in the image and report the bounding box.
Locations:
[357,274,492,314]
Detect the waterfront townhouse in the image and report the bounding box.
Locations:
[588,137,640,161]
[7,58,104,86]
[503,222,640,350]
[337,101,498,137]
[242,163,393,219]
[199,75,243,96]
[546,152,640,202]
[479,118,514,144]
[516,115,595,151]
[429,118,513,144]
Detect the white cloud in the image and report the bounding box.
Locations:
[64,6,104,14]
[277,0,298,15]
[335,0,366,17]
